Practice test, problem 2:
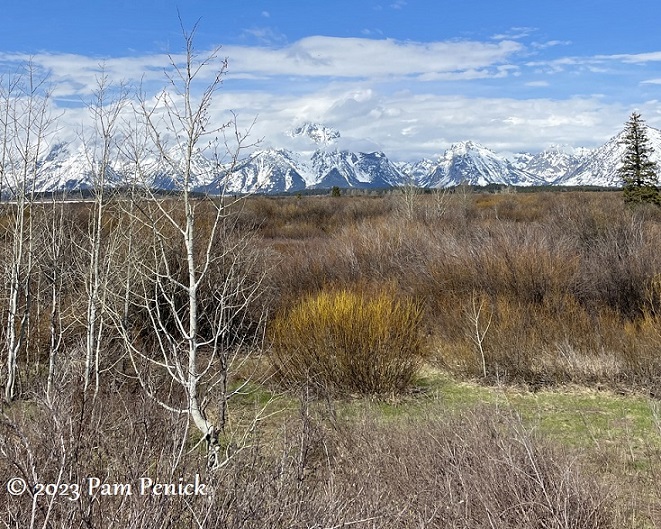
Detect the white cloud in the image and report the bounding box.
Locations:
[491,27,536,41]
[0,51,177,96]
[212,84,634,161]
[606,51,661,63]
[361,28,383,37]
[223,36,524,80]
[239,26,287,45]
[528,49,661,73]
[0,35,525,97]
[531,40,572,49]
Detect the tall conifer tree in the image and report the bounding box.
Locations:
[619,112,660,205]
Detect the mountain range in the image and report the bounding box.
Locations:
[21,122,661,195]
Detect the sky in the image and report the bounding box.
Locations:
[2,0,661,161]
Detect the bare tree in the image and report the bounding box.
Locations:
[78,72,128,395]
[399,173,420,221]
[114,23,265,466]
[467,292,492,379]
[43,196,69,400]
[0,65,57,401]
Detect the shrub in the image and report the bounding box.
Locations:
[329,409,615,529]
[270,287,426,396]
[209,405,617,529]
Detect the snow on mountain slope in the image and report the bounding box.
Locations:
[512,145,588,184]
[311,149,404,189]
[419,141,545,188]
[145,145,220,190]
[212,149,307,194]
[35,142,124,192]
[290,122,340,145]
[557,126,661,187]
[396,159,437,185]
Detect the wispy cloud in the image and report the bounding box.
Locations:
[0,35,532,99]
[361,28,384,37]
[225,36,524,80]
[528,49,661,73]
[0,51,175,99]
[491,27,536,41]
[605,51,661,63]
[239,27,288,46]
[531,40,571,50]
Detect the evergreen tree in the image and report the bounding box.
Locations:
[619,112,661,205]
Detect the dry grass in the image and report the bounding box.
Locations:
[3,190,661,393]
[1,383,619,528]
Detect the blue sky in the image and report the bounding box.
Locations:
[2,0,661,160]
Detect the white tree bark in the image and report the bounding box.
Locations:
[45,196,67,399]
[1,66,55,401]
[82,73,128,395]
[112,24,264,465]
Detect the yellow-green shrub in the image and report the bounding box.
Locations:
[270,288,426,396]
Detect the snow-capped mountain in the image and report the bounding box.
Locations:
[290,123,340,145]
[147,145,220,190]
[395,159,438,185]
[211,149,307,194]
[33,141,219,193]
[512,146,588,183]
[418,141,545,188]
[310,149,404,189]
[14,122,661,195]
[35,142,124,192]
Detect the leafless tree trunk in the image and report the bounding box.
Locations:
[467,292,492,379]
[113,24,265,466]
[400,174,420,221]
[41,195,70,400]
[80,72,128,395]
[0,66,56,401]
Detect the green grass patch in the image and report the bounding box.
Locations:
[507,389,659,450]
[330,369,661,469]
[229,366,661,485]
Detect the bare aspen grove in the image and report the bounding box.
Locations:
[4,31,661,529]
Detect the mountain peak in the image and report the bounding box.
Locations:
[444,140,494,159]
[290,122,340,145]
